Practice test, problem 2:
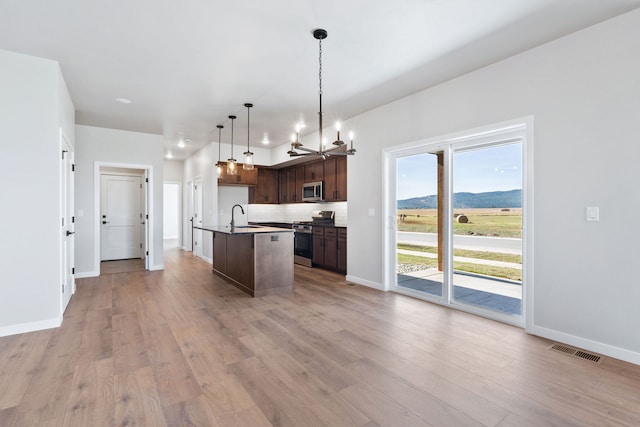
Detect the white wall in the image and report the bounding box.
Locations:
[164,159,184,182]
[219,186,249,228]
[0,49,74,334]
[276,10,640,363]
[74,125,164,274]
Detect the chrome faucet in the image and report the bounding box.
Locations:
[230,204,245,229]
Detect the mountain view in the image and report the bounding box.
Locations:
[397,189,522,209]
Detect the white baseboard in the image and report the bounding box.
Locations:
[0,316,62,338]
[181,246,191,251]
[149,264,164,271]
[200,255,213,265]
[532,325,640,366]
[75,270,99,279]
[345,275,386,291]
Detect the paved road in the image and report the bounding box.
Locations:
[397,231,522,255]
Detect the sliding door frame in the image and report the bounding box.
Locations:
[383,117,534,331]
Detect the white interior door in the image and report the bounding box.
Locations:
[194,177,203,258]
[60,133,75,313]
[101,174,142,260]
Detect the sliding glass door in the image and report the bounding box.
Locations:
[396,151,444,298]
[388,123,527,324]
[451,143,522,316]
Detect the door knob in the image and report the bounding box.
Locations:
[66,231,75,236]
[102,221,110,224]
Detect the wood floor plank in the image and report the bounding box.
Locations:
[141,322,202,407]
[330,328,511,426]
[214,405,273,427]
[198,371,257,418]
[62,358,114,427]
[250,317,360,391]
[75,308,112,368]
[162,395,222,427]
[264,308,361,365]
[228,356,326,427]
[114,366,167,427]
[0,330,52,410]
[112,312,150,374]
[240,331,371,426]
[347,357,484,427]
[339,381,433,427]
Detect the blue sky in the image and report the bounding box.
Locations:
[397,143,522,200]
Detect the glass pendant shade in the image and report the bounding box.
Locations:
[215,124,223,176]
[243,152,254,170]
[227,159,237,175]
[227,115,238,175]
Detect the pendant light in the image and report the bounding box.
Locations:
[243,103,254,170]
[215,124,224,176]
[227,115,238,175]
[288,28,356,159]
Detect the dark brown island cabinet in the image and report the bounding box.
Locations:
[203,225,294,297]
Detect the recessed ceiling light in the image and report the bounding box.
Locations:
[262,133,270,145]
[166,151,173,159]
[177,139,185,148]
[115,97,132,104]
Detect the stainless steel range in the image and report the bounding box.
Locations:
[292,221,313,267]
[292,211,335,267]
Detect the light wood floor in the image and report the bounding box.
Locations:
[100,258,146,275]
[1,248,640,426]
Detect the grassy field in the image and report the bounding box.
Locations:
[398,208,522,238]
[398,243,522,264]
[397,252,522,281]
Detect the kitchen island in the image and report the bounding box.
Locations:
[196,225,294,297]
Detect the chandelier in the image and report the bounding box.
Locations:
[288,29,356,159]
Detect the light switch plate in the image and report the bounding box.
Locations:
[586,206,599,222]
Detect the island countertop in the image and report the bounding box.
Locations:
[195,225,294,234]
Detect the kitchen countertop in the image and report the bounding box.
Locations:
[249,222,346,228]
[195,225,294,234]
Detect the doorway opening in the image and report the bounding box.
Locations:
[93,162,153,275]
[385,119,532,327]
[163,182,181,249]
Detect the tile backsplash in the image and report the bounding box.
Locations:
[247,202,347,227]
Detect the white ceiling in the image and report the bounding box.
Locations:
[2,0,639,160]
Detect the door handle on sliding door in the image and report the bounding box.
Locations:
[66,231,75,236]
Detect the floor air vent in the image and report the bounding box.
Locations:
[549,343,603,364]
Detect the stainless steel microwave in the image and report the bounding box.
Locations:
[302,181,323,202]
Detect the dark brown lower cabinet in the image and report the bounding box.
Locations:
[312,228,324,266]
[312,227,346,274]
[337,228,347,273]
